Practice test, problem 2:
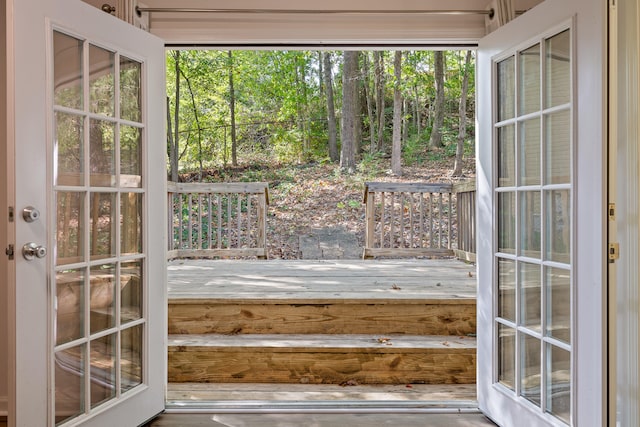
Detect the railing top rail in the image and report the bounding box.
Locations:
[363,182,453,202]
[167,181,270,204]
[452,180,476,193]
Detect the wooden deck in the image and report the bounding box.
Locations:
[167,258,478,404]
[168,258,477,301]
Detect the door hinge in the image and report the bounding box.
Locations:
[609,242,620,263]
[8,206,14,222]
[5,244,14,260]
[608,203,616,221]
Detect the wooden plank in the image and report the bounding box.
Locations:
[167,181,269,195]
[168,334,476,385]
[166,382,478,403]
[167,259,477,301]
[168,302,476,336]
[365,182,453,194]
[452,180,476,194]
[168,248,267,259]
[363,248,454,258]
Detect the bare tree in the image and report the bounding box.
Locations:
[391,51,403,176]
[453,50,473,177]
[340,51,359,173]
[228,51,238,167]
[430,50,445,149]
[374,51,385,151]
[170,51,181,181]
[323,52,339,162]
[363,53,376,152]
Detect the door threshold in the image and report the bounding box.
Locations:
[165,400,481,414]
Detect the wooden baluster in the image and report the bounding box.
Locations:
[217,195,222,249]
[186,194,192,250]
[380,192,385,248]
[448,192,453,249]
[237,193,242,248]
[207,194,212,250]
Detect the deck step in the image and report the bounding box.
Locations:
[166,383,478,407]
[168,334,476,385]
[168,299,476,336]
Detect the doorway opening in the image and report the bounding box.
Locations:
[163,48,479,410]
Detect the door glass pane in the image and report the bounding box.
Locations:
[493,27,573,425]
[121,193,142,255]
[519,118,541,186]
[90,192,116,259]
[121,261,143,323]
[53,30,149,423]
[120,56,142,123]
[55,345,85,426]
[497,56,515,121]
[498,258,516,321]
[547,344,571,423]
[89,45,115,117]
[120,125,142,187]
[90,119,116,187]
[90,264,116,334]
[520,262,541,331]
[498,324,516,390]
[498,125,516,187]
[519,44,541,115]
[55,112,84,186]
[520,332,541,406]
[545,190,571,264]
[56,192,84,265]
[545,110,571,185]
[55,269,85,346]
[546,30,571,108]
[498,192,516,254]
[520,191,541,258]
[53,31,83,109]
[121,325,143,392]
[546,267,571,343]
[90,334,116,408]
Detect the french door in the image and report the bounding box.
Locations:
[477,0,606,426]
[9,0,166,425]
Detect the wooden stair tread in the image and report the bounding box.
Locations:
[168,259,476,301]
[168,334,476,352]
[166,382,478,403]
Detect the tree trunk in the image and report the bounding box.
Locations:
[177,66,204,180]
[391,51,403,176]
[167,96,178,182]
[228,51,238,167]
[172,51,181,181]
[363,53,376,153]
[453,50,473,177]
[323,52,339,162]
[374,51,385,152]
[340,51,359,173]
[430,50,445,149]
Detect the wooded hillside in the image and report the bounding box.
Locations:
[166,50,475,179]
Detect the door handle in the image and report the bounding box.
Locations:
[22,242,47,260]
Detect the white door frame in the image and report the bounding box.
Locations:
[609,0,640,425]
[6,0,167,425]
[477,0,607,425]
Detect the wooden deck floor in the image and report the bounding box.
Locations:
[168,258,477,302]
[167,258,478,408]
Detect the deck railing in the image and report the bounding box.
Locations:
[363,181,476,259]
[452,180,476,262]
[167,182,269,259]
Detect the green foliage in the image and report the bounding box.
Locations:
[167,49,476,176]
